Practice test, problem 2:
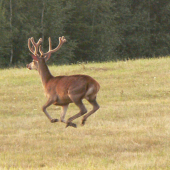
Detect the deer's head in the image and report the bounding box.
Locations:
[27,36,66,70]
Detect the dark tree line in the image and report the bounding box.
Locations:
[0,0,170,67]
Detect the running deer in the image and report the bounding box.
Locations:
[27,36,100,128]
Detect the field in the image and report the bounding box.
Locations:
[0,58,170,170]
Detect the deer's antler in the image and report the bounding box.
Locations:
[39,36,66,60]
[28,36,66,61]
[28,37,43,57]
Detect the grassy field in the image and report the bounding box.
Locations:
[0,58,170,170]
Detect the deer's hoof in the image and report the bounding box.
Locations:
[51,119,59,123]
[81,119,86,126]
[66,122,77,128]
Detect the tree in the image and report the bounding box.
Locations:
[0,0,170,67]
[0,0,76,66]
[0,0,11,67]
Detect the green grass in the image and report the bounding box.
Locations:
[0,58,170,170]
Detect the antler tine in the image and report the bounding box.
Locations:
[43,36,66,57]
[39,45,44,56]
[49,37,52,51]
[28,38,34,54]
[39,37,52,57]
[29,37,43,56]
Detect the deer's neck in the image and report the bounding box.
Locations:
[38,59,53,87]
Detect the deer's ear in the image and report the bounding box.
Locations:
[31,54,39,61]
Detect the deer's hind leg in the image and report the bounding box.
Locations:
[81,97,100,126]
[66,91,88,128]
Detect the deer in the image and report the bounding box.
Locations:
[27,36,100,128]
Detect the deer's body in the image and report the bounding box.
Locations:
[45,74,99,105]
[27,36,100,128]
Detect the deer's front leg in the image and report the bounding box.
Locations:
[60,105,77,128]
[60,105,69,123]
[42,99,59,123]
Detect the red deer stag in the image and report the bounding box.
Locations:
[27,36,100,128]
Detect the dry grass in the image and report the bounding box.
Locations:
[0,58,170,170]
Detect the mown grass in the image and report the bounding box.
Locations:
[0,58,170,170]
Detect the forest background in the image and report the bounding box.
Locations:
[0,0,170,67]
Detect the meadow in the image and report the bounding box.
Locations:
[0,58,169,170]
